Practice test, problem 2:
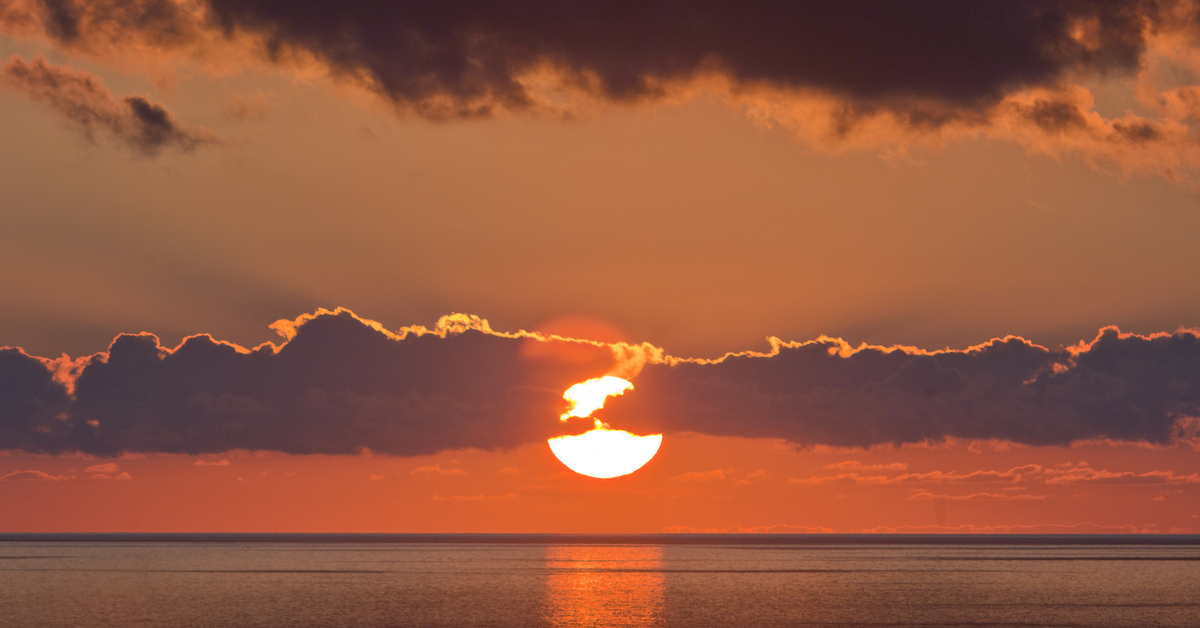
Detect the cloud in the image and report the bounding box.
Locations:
[1044,464,1200,484]
[669,469,730,482]
[0,347,71,452]
[431,493,518,502]
[825,461,908,472]
[789,474,889,485]
[4,1,1199,178]
[789,466,1040,485]
[12,309,624,457]
[194,459,230,466]
[1,469,67,481]
[608,326,1200,449]
[0,55,215,155]
[91,471,132,480]
[6,311,1200,457]
[410,464,466,476]
[663,524,835,534]
[84,462,119,473]
[7,1,1156,114]
[865,522,1144,534]
[907,491,1047,501]
[223,92,272,121]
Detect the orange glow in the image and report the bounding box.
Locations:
[543,545,664,626]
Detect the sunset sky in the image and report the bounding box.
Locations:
[2,0,1200,533]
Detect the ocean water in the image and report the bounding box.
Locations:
[1,535,1198,628]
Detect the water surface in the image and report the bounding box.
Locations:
[2,534,1197,627]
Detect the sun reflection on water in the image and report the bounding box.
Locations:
[543,545,665,628]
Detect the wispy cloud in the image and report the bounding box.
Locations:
[907,491,1047,501]
[410,465,467,476]
[670,469,731,482]
[1,469,67,481]
[432,493,518,502]
[1,56,215,155]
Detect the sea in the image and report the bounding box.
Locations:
[1,534,1198,628]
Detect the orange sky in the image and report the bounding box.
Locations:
[1,1,1200,533]
[3,435,1198,534]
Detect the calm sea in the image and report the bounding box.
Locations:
[1,534,1198,628]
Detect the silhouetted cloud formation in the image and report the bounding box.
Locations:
[4,1,1199,177]
[609,328,1200,447]
[202,0,1153,118]
[4,0,1180,118]
[2,310,1200,456]
[0,55,214,154]
[61,311,616,456]
[0,347,70,452]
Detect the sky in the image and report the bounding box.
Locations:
[1,0,1200,533]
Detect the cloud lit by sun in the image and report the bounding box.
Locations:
[559,375,634,426]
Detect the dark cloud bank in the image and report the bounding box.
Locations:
[22,0,1195,119]
[3,309,1200,456]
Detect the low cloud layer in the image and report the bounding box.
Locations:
[0,55,213,154]
[610,328,1200,448]
[0,309,622,456]
[3,309,1200,456]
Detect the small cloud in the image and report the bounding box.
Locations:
[223,93,273,121]
[368,474,385,480]
[92,471,133,480]
[663,524,835,533]
[1044,466,1200,485]
[908,491,1046,501]
[432,493,518,502]
[410,465,467,476]
[670,469,731,482]
[1,56,216,155]
[790,466,1036,485]
[194,459,230,466]
[85,463,120,474]
[789,473,888,485]
[825,461,908,471]
[866,523,1140,534]
[2,469,67,481]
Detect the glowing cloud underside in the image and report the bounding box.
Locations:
[549,375,662,479]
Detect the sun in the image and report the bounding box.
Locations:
[548,376,662,479]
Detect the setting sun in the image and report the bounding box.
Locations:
[548,429,663,479]
[550,376,663,478]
